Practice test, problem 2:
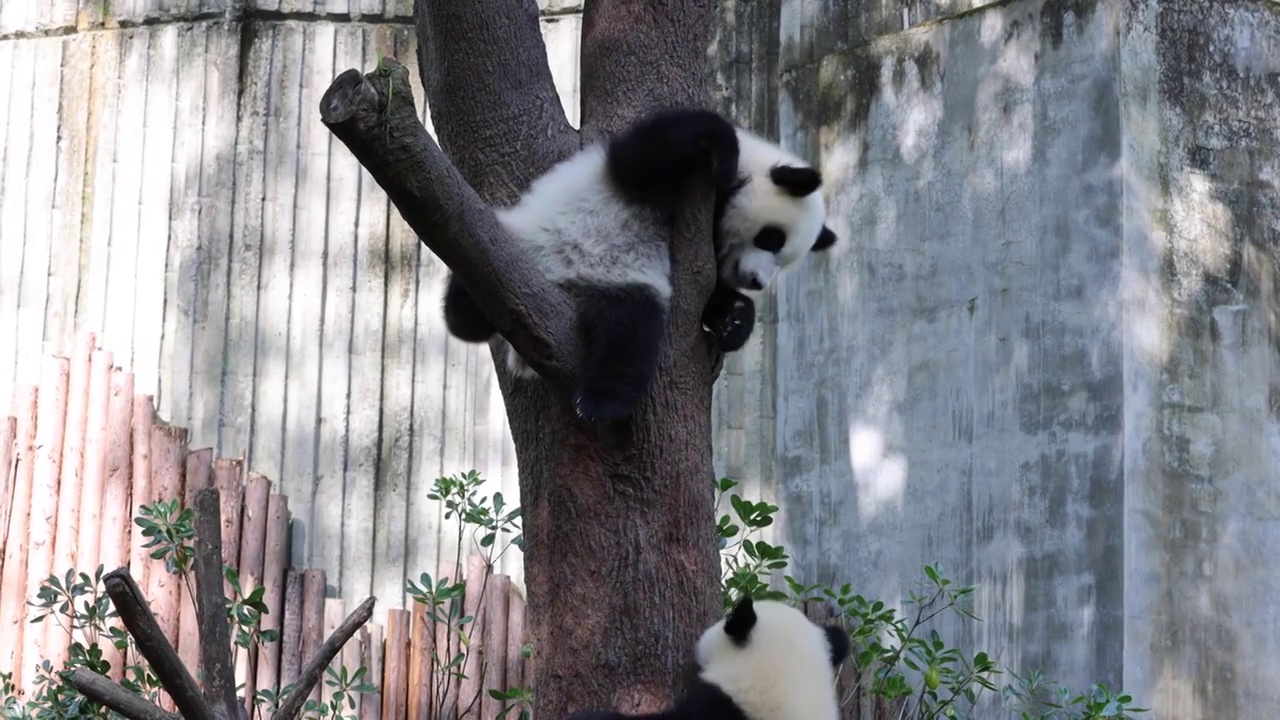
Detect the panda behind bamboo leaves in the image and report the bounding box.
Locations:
[442,107,839,424]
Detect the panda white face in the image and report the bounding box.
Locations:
[694,596,850,720]
[717,131,838,294]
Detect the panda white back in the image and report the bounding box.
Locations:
[695,597,846,720]
[562,595,850,720]
[495,145,674,301]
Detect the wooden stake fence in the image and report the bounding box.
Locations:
[0,333,531,720]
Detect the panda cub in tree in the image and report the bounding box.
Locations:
[442,107,838,424]
[567,595,850,720]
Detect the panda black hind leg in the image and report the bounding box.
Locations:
[568,282,668,424]
[442,272,496,342]
[606,107,741,206]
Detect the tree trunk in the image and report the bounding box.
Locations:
[323,0,724,716]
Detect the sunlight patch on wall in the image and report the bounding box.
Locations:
[848,422,909,520]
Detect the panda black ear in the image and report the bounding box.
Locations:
[812,225,837,252]
[824,625,851,669]
[724,595,757,646]
[770,165,823,198]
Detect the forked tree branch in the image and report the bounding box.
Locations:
[319,61,580,387]
[66,488,375,720]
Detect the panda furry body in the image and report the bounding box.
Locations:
[442,108,837,423]
[567,595,850,720]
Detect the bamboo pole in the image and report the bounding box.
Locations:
[234,472,271,716]
[382,609,410,720]
[177,448,214,677]
[407,599,434,720]
[0,415,15,563]
[77,348,113,575]
[456,554,489,719]
[480,574,511,720]
[99,367,135,681]
[505,584,526,696]
[212,457,244,600]
[256,491,290,708]
[325,597,347,699]
[301,569,327,706]
[23,356,70,690]
[51,332,94,581]
[360,624,383,720]
[46,337,94,672]
[280,568,304,691]
[434,560,460,720]
[148,424,188,713]
[0,385,38,677]
[129,396,156,586]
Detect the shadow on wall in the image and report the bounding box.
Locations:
[756,0,1280,716]
[767,0,1132,707]
[1122,0,1280,716]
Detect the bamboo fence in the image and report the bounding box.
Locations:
[0,332,531,720]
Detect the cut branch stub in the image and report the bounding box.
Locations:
[102,568,216,720]
[319,60,581,389]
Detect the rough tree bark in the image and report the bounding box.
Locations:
[320,1,723,717]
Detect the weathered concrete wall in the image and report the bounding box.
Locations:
[1121,0,1280,716]
[772,0,1128,692]
[749,0,1279,716]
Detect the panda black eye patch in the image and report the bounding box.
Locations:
[752,226,787,254]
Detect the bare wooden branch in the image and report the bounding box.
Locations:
[68,669,180,720]
[193,486,238,713]
[319,61,578,387]
[273,595,377,720]
[412,0,579,202]
[102,568,217,720]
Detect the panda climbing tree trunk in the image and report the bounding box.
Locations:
[319,0,724,718]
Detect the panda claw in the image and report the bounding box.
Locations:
[572,389,636,424]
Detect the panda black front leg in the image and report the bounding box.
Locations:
[605,107,742,207]
[701,281,757,353]
[568,282,668,424]
[442,272,497,343]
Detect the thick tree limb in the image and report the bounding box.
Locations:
[319,62,579,386]
[102,568,216,720]
[273,596,377,720]
[413,0,580,203]
[580,0,718,141]
[193,487,237,713]
[68,669,179,720]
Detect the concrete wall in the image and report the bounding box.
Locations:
[737,0,1279,716]
[1121,0,1280,715]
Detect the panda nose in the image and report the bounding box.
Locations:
[744,277,763,291]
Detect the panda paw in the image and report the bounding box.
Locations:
[705,299,756,353]
[571,388,637,425]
